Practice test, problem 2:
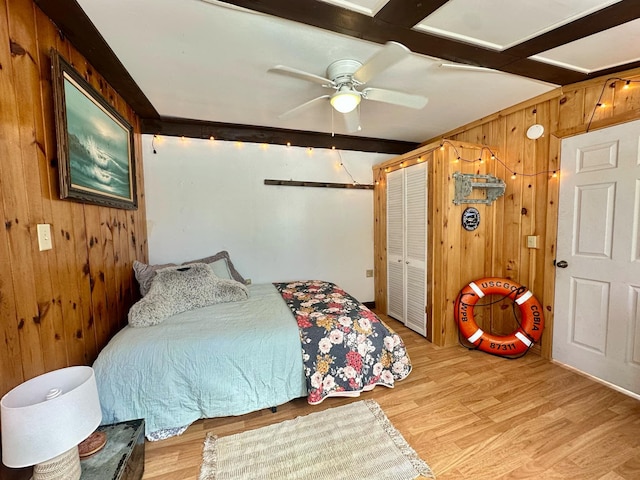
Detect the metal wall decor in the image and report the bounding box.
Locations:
[462,207,480,231]
[453,172,505,205]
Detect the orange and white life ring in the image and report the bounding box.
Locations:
[454,277,544,357]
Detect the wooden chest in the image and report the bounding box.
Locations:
[80,419,145,480]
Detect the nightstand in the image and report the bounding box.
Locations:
[80,419,145,480]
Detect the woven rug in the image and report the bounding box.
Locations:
[199,400,434,479]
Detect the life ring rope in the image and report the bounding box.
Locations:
[454,278,544,359]
[456,290,535,357]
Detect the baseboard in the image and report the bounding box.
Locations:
[551,359,640,401]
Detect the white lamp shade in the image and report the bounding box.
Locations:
[330,89,361,113]
[1,366,102,468]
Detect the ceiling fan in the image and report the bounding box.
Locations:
[267,42,429,132]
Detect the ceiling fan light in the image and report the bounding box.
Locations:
[330,89,361,113]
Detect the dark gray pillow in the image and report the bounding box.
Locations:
[133,260,176,296]
[185,250,246,284]
[133,251,246,297]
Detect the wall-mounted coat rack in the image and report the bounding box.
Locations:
[264,179,374,190]
[453,172,505,205]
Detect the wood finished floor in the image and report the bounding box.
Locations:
[143,315,640,479]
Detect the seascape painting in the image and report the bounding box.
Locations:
[52,49,137,209]
[64,76,131,199]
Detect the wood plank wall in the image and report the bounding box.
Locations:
[0,0,148,399]
[373,67,640,358]
[373,140,500,348]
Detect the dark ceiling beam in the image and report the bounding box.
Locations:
[33,0,415,152]
[220,0,515,67]
[141,117,418,154]
[219,0,589,85]
[374,0,449,28]
[499,58,588,86]
[503,0,640,58]
[34,0,159,119]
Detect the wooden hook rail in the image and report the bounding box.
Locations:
[264,179,374,190]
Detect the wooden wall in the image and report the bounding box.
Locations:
[373,140,501,347]
[0,0,147,398]
[373,67,640,358]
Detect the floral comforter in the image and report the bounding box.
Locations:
[273,280,412,404]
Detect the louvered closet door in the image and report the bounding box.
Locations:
[404,163,427,336]
[387,169,405,321]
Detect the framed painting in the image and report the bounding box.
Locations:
[51,49,137,209]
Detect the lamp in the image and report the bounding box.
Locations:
[1,366,102,480]
[330,86,361,113]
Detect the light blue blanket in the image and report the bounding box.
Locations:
[93,283,307,438]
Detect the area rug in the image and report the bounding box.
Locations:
[199,399,434,479]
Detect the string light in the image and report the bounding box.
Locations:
[587,76,640,132]
[381,140,560,179]
[149,134,563,181]
[336,150,360,185]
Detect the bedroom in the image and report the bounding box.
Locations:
[1,0,640,479]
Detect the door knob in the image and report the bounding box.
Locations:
[555,260,568,268]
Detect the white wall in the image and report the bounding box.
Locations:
[142,135,393,302]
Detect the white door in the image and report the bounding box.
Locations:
[554,119,640,396]
[404,163,427,336]
[387,169,405,321]
[386,163,427,336]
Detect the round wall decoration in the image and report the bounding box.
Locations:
[526,124,545,139]
[462,207,480,231]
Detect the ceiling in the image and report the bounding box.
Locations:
[37,0,640,151]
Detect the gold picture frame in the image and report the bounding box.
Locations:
[51,49,137,209]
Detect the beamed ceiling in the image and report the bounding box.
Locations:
[35,0,640,152]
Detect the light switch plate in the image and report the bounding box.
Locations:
[526,235,539,249]
[37,224,52,251]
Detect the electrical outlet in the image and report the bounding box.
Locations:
[37,224,52,251]
[366,269,374,278]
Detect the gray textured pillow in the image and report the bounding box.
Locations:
[128,263,249,328]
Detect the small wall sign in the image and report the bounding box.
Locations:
[462,207,480,231]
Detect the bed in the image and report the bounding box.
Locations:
[93,254,412,440]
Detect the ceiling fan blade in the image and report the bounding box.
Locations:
[362,87,428,109]
[278,95,330,119]
[353,41,411,84]
[268,65,333,86]
[342,108,361,133]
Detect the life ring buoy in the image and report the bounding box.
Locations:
[454,277,544,357]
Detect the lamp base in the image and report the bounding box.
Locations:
[32,446,81,480]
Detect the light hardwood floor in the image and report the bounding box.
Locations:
[143,315,640,479]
